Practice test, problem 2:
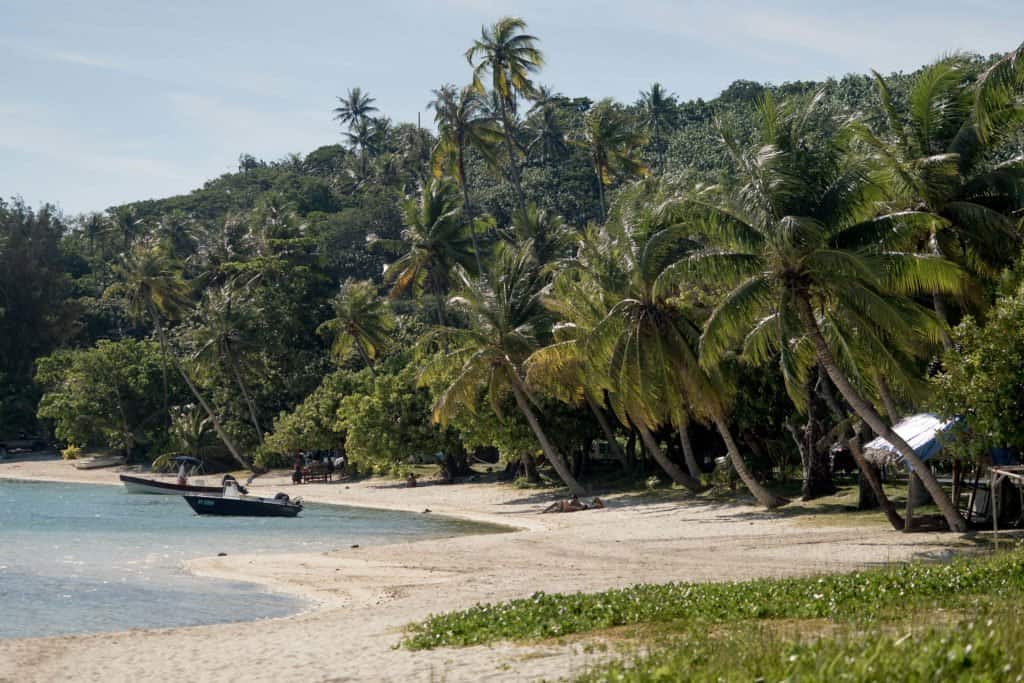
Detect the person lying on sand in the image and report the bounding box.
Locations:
[541,495,604,513]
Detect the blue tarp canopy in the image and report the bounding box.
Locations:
[863,413,953,469]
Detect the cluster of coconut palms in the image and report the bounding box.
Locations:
[387,27,1024,534]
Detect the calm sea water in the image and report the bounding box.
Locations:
[0,479,502,639]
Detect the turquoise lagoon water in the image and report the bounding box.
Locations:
[0,479,501,639]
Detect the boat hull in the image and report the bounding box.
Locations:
[183,494,302,517]
[120,474,223,495]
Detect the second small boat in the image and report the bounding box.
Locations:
[183,479,302,517]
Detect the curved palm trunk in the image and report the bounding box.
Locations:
[228,349,264,446]
[583,390,627,465]
[457,146,485,277]
[875,373,901,425]
[151,312,251,471]
[848,435,905,530]
[677,419,703,481]
[794,293,966,532]
[354,340,377,378]
[635,418,703,493]
[711,414,789,509]
[497,97,526,211]
[508,371,585,496]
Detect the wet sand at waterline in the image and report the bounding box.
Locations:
[0,458,978,682]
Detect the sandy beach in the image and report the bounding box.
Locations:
[0,457,980,682]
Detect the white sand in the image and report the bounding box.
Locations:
[0,458,977,682]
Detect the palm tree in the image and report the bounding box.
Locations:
[108,243,252,471]
[576,99,650,220]
[317,279,395,376]
[466,16,544,210]
[855,56,1024,347]
[380,178,479,325]
[638,82,679,172]
[974,41,1024,145]
[507,202,577,264]
[580,192,785,505]
[333,87,378,130]
[684,93,969,530]
[525,89,569,164]
[192,282,265,445]
[151,404,216,470]
[429,84,502,273]
[346,117,384,179]
[419,242,585,495]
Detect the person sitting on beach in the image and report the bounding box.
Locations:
[406,472,418,488]
[541,495,604,513]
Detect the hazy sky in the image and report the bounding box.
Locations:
[2,0,1021,215]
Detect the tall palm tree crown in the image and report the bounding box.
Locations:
[333,87,378,129]
[855,57,1024,343]
[576,99,650,219]
[429,84,502,273]
[380,178,479,324]
[466,16,544,209]
[317,279,395,376]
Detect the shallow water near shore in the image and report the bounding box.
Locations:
[0,479,504,639]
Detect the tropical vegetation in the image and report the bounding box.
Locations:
[3,22,1022,531]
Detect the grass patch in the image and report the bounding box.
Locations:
[574,604,1023,682]
[402,547,1024,650]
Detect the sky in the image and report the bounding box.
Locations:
[1,0,1022,216]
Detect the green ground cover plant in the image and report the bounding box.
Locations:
[403,547,1024,650]
[574,603,1022,682]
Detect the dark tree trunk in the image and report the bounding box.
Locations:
[678,420,703,481]
[229,348,264,446]
[635,418,703,493]
[521,452,540,483]
[712,414,789,509]
[849,435,904,530]
[508,369,585,495]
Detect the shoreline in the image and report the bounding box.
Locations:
[0,457,984,682]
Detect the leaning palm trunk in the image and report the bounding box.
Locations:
[228,350,264,446]
[712,415,789,509]
[508,372,586,496]
[354,340,377,378]
[635,419,703,493]
[151,312,251,471]
[677,420,703,481]
[498,99,526,211]
[875,373,901,425]
[794,294,966,532]
[848,436,905,531]
[457,149,485,277]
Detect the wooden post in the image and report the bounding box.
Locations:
[904,473,916,532]
[992,468,999,545]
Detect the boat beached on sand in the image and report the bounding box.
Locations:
[183,478,303,517]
